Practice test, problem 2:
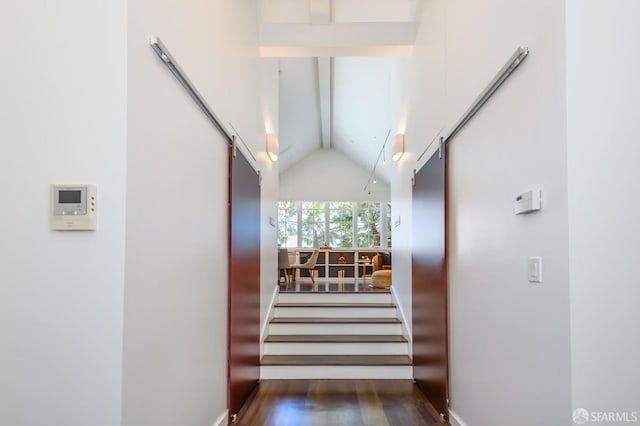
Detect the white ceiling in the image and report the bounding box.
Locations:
[260,0,418,185]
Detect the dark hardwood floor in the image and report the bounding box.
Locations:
[234,379,448,426]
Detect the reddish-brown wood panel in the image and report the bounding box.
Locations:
[228,146,261,419]
[412,147,449,419]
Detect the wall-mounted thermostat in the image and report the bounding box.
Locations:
[515,189,541,215]
[50,185,97,230]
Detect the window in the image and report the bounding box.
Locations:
[278,201,391,248]
[300,202,325,247]
[277,201,297,247]
[385,202,392,247]
[356,202,381,247]
[329,202,353,248]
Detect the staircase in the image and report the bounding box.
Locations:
[260,290,413,379]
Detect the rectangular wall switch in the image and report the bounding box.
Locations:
[528,257,542,283]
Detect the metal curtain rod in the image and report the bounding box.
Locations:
[150,37,233,144]
[443,46,530,144]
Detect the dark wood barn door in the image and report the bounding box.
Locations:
[412,146,449,420]
[228,145,261,420]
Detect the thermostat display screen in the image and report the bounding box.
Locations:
[51,184,97,230]
[59,190,82,204]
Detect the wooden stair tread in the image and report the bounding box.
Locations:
[275,303,396,308]
[270,317,402,324]
[261,354,413,366]
[264,334,408,343]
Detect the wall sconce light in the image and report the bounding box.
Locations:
[391,133,405,162]
[266,133,279,162]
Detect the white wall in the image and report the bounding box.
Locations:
[392,0,572,424]
[260,58,281,349]
[388,0,447,340]
[123,0,270,424]
[567,0,640,416]
[0,1,127,425]
[279,149,390,201]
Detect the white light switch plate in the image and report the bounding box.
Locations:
[528,257,542,283]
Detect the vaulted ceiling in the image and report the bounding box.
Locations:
[259,0,419,184]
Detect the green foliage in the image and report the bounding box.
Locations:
[301,202,325,247]
[329,202,353,247]
[386,202,392,247]
[277,200,391,248]
[277,201,297,246]
[356,202,381,247]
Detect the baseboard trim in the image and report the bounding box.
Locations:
[390,286,413,356]
[260,285,280,356]
[449,409,467,426]
[212,409,229,426]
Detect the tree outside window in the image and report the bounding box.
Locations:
[329,202,353,248]
[357,202,381,247]
[277,201,297,247]
[277,201,390,248]
[386,202,392,247]
[301,202,325,247]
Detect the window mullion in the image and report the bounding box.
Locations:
[352,202,358,248]
[325,204,330,247]
[297,201,302,247]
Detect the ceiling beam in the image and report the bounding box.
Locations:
[408,0,419,21]
[259,22,415,57]
[261,45,413,57]
[317,56,332,149]
[309,0,332,25]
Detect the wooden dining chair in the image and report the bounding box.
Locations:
[278,248,293,286]
[290,250,320,285]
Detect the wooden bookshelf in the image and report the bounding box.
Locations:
[287,248,389,282]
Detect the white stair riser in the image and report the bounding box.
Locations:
[260,365,413,380]
[263,342,409,355]
[278,293,391,304]
[269,322,402,335]
[274,307,397,318]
